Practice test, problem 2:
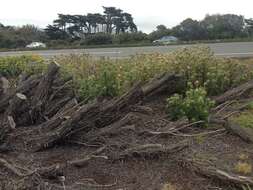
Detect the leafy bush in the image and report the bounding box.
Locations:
[78,62,119,100]
[0,55,46,77]
[55,47,253,101]
[169,46,253,95]
[166,87,214,123]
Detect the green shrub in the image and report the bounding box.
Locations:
[0,55,46,77]
[169,46,253,95]
[166,87,214,123]
[55,47,253,101]
[78,62,119,100]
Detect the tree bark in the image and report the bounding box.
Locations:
[214,79,253,104]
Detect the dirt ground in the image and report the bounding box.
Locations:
[1,95,253,190]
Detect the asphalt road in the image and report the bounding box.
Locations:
[1,42,253,59]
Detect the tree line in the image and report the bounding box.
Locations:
[45,7,137,40]
[149,14,253,41]
[1,12,253,49]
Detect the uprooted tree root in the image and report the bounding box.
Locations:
[1,61,253,189]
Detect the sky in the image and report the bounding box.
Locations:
[0,0,253,33]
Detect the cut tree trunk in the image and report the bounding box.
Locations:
[30,62,60,123]
[0,93,28,143]
[226,121,253,143]
[142,73,184,97]
[0,76,10,98]
[0,74,42,113]
[214,79,253,104]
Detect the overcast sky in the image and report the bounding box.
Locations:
[0,0,252,33]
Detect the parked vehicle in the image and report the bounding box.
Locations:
[26,42,46,48]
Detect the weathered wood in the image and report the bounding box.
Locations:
[0,74,42,113]
[142,73,184,97]
[117,141,189,159]
[182,158,253,186]
[0,76,10,97]
[226,121,253,143]
[31,84,144,151]
[30,62,60,123]
[84,112,140,141]
[214,79,253,104]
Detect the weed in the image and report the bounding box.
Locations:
[161,183,177,190]
[231,111,253,129]
[166,87,214,123]
[235,162,252,174]
[0,55,45,77]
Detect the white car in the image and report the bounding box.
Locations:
[153,36,178,44]
[26,42,46,48]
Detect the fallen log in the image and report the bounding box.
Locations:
[117,141,189,159]
[214,79,253,104]
[83,112,140,141]
[225,121,253,143]
[181,158,253,187]
[31,84,144,151]
[142,73,184,97]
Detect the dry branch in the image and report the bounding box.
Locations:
[117,141,189,159]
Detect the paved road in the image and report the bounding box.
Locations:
[1,42,253,59]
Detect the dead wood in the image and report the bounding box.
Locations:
[225,121,253,143]
[68,146,107,167]
[0,76,10,97]
[83,112,140,141]
[142,73,184,97]
[30,73,184,151]
[214,79,253,104]
[181,158,253,186]
[0,93,28,143]
[116,141,189,159]
[30,61,60,123]
[0,74,42,113]
[30,84,144,151]
[0,158,32,177]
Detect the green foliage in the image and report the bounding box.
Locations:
[55,47,253,101]
[169,46,253,95]
[166,87,214,123]
[78,62,119,100]
[0,55,46,77]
